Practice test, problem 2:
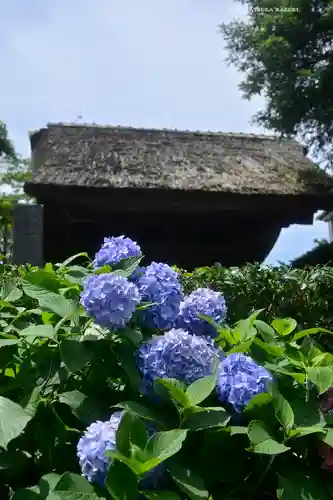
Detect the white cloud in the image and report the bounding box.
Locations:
[0,0,329,264]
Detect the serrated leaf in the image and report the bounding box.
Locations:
[0,396,32,448]
[185,374,217,407]
[157,379,190,407]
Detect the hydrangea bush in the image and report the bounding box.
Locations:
[1,236,333,499]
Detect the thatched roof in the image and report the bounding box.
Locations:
[27,123,333,196]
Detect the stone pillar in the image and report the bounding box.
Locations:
[12,204,43,266]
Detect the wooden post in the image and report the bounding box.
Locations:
[12,204,44,266]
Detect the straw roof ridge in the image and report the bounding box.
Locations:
[27,122,333,196]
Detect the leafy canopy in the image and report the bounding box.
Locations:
[220,0,333,165]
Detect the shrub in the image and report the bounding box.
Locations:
[1,242,333,499]
[179,263,333,330]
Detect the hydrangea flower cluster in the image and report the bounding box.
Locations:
[216,353,272,413]
[136,262,183,330]
[77,411,165,488]
[80,274,140,329]
[136,328,219,393]
[176,287,227,337]
[77,411,123,486]
[93,235,141,269]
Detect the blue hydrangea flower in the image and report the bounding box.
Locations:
[93,235,141,269]
[80,273,140,329]
[217,353,272,412]
[136,262,183,330]
[77,411,123,486]
[136,328,219,394]
[176,287,227,337]
[78,412,165,488]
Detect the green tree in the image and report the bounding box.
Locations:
[0,121,32,260]
[0,121,16,160]
[220,0,333,165]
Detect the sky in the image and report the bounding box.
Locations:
[0,0,329,264]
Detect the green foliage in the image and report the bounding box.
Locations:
[0,122,32,261]
[180,263,333,332]
[220,0,333,164]
[1,256,333,498]
[0,122,16,161]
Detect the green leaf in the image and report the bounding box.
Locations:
[0,338,21,346]
[248,420,290,454]
[141,430,188,472]
[39,294,75,318]
[254,320,276,342]
[247,420,271,444]
[271,318,297,336]
[323,428,333,448]
[116,411,133,457]
[113,401,164,425]
[185,374,217,407]
[277,472,331,500]
[157,378,190,407]
[273,390,294,429]
[288,426,325,439]
[254,338,284,357]
[227,338,255,354]
[58,391,102,424]
[253,439,290,455]
[307,366,333,394]
[246,392,272,411]
[39,473,62,497]
[0,396,32,448]
[22,271,61,297]
[116,345,142,391]
[264,363,305,383]
[180,407,230,430]
[1,281,22,302]
[19,324,55,339]
[53,472,97,492]
[60,339,94,373]
[232,311,262,342]
[58,253,89,270]
[293,327,333,342]
[48,471,104,500]
[111,255,143,278]
[167,462,209,500]
[106,460,138,500]
[10,488,41,500]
